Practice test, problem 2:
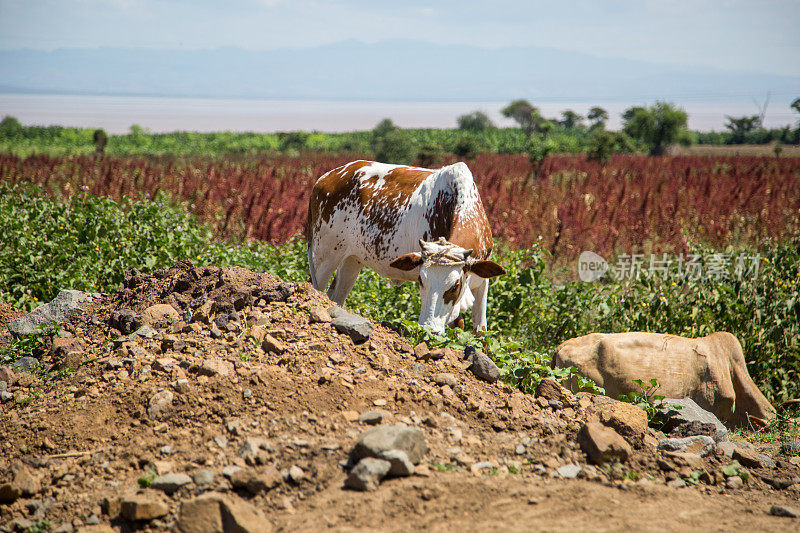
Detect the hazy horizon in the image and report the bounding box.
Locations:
[2,93,797,134]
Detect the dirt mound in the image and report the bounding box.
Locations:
[1,262,798,531]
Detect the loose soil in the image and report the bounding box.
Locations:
[0,262,798,532]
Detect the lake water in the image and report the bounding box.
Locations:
[1,93,796,134]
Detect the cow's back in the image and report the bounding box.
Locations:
[555,332,710,401]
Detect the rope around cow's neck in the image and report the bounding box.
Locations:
[422,237,470,266]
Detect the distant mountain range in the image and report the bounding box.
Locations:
[1,40,798,101]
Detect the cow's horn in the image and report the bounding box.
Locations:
[463,249,473,258]
[418,239,426,249]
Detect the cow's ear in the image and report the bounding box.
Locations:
[390,253,424,271]
[467,260,506,278]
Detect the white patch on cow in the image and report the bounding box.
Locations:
[309,160,497,333]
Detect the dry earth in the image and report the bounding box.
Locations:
[0,262,798,532]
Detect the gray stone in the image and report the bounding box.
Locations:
[667,478,687,488]
[344,458,391,491]
[758,454,775,468]
[0,381,6,392]
[350,424,428,465]
[9,357,39,373]
[769,505,800,518]
[238,437,273,465]
[0,390,13,403]
[358,410,389,425]
[8,290,94,336]
[557,464,582,479]
[151,472,192,494]
[662,398,728,442]
[658,436,715,457]
[193,469,215,486]
[53,523,74,533]
[716,441,736,458]
[464,346,501,383]
[377,449,415,477]
[221,466,242,479]
[329,307,374,344]
[131,325,158,339]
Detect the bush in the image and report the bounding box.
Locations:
[457,111,494,132]
[373,129,417,165]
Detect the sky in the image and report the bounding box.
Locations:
[1,0,799,77]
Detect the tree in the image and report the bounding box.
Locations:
[457,111,494,131]
[501,99,544,135]
[0,115,23,137]
[724,115,761,144]
[371,119,416,164]
[792,97,800,114]
[559,110,584,129]
[586,130,637,163]
[622,101,689,156]
[587,107,609,130]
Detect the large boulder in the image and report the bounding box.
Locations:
[8,290,96,335]
[350,424,427,464]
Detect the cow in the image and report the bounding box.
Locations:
[553,331,776,427]
[308,160,505,334]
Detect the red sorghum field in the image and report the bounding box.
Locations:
[2,152,799,259]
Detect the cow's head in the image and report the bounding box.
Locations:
[389,238,505,334]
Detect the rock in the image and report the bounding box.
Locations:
[413,342,430,360]
[49,337,85,360]
[142,304,180,326]
[193,358,234,378]
[120,494,169,520]
[110,309,140,334]
[668,420,724,442]
[238,437,273,465]
[230,466,282,495]
[378,449,415,477]
[258,283,294,304]
[535,379,574,405]
[262,334,287,354]
[658,436,715,456]
[151,473,192,494]
[9,356,39,374]
[177,492,271,533]
[287,465,305,485]
[662,398,728,442]
[578,422,632,465]
[148,389,174,419]
[759,454,775,468]
[0,365,15,384]
[598,400,648,441]
[130,325,158,339]
[769,505,800,518]
[345,458,391,491]
[716,441,736,458]
[557,464,582,479]
[329,307,374,344]
[733,446,764,469]
[358,410,390,425]
[725,475,744,489]
[434,373,458,388]
[350,424,428,465]
[464,346,500,383]
[0,483,20,503]
[667,478,687,488]
[8,289,94,335]
[193,469,215,486]
[309,307,332,323]
[781,440,800,456]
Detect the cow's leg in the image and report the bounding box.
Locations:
[310,239,344,293]
[468,276,489,332]
[327,256,362,305]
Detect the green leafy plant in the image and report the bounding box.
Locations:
[617,378,682,429]
[137,470,157,488]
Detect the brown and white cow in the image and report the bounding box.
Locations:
[553,332,776,427]
[308,160,505,333]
